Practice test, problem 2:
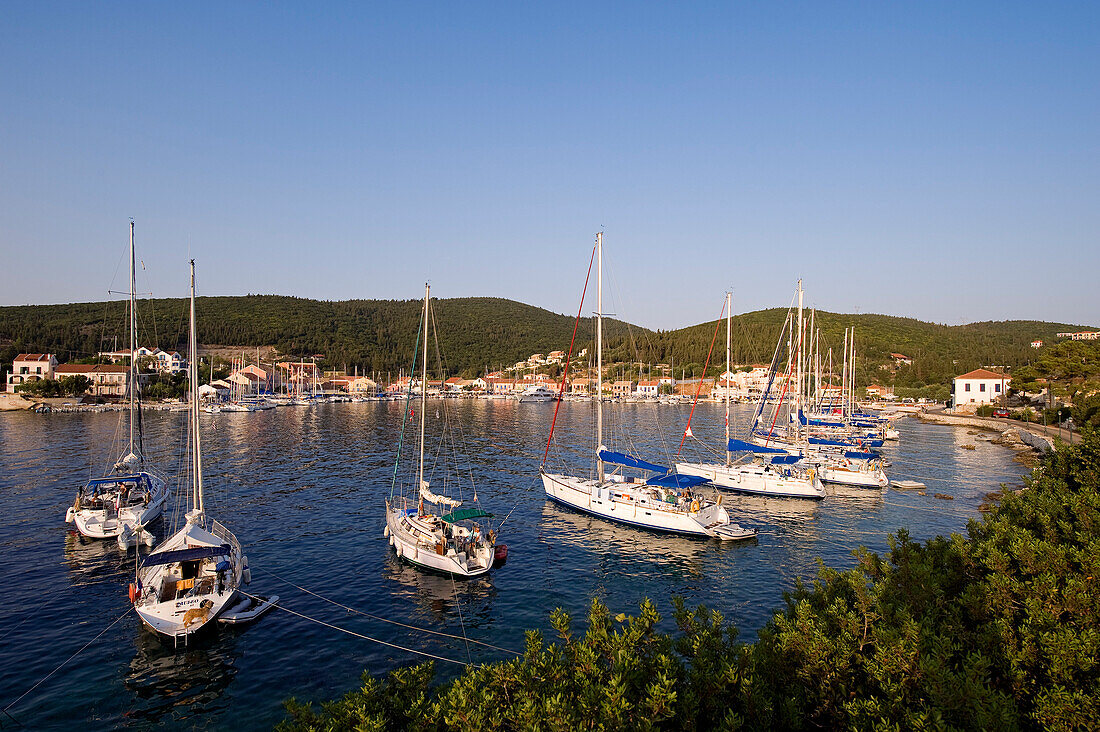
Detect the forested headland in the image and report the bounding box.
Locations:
[0,295,1091,391]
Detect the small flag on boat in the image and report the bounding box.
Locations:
[684,426,693,438]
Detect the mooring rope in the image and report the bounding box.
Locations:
[253,567,520,656]
[236,590,472,667]
[2,606,133,720]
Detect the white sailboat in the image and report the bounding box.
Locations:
[748,283,888,491]
[677,292,825,500]
[540,234,755,540]
[131,260,248,643]
[66,221,168,546]
[384,284,500,577]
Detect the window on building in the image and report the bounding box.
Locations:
[980,383,986,392]
[995,384,1001,393]
[965,383,971,392]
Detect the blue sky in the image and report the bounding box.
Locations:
[1,2,1097,329]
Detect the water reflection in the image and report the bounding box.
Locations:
[382,552,497,619]
[539,501,726,577]
[123,628,238,724]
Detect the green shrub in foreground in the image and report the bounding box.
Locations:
[280,430,1100,731]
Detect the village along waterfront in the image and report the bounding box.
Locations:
[0,400,1027,729]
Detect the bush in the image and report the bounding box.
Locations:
[280,429,1100,731]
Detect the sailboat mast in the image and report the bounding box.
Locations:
[796,280,803,439]
[189,260,204,515]
[596,232,604,483]
[850,327,857,414]
[725,291,731,466]
[418,283,429,494]
[842,327,850,418]
[129,220,136,458]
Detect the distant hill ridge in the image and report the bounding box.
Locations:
[0,296,1092,387]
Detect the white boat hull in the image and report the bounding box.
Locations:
[816,462,889,489]
[69,474,168,539]
[541,471,750,539]
[676,461,826,499]
[133,516,245,643]
[386,505,495,577]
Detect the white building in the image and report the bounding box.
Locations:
[1031,340,1043,349]
[6,353,57,392]
[635,380,660,396]
[152,349,186,373]
[952,369,1010,407]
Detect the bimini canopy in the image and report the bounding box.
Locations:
[141,544,230,568]
[440,508,493,524]
[844,451,878,460]
[597,448,666,473]
[82,474,148,495]
[646,473,709,489]
[728,438,786,454]
[771,454,800,465]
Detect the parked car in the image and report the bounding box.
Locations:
[992,408,1010,418]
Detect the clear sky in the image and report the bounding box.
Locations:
[1,2,1097,330]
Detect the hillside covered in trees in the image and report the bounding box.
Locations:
[0,295,1092,387]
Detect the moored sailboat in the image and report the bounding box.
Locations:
[384,284,501,577]
[66,222,168,546]
[131,260,248,643]
[540,234,755,540]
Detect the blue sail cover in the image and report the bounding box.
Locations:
[771,454,800,465]
[598,449,666,473]
[728,438,787,454]
[844,451,878,460]
[141,544,231,568]
[646,473,709,489]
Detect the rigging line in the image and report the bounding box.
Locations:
[450,574,473,665]
[2,606,132,716]
[544,237,597,466]
[235,590,472,667]
[389,307,425,500]
[678,297,727,456]
[253,568,520,655]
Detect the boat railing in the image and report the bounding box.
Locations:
[210,519,243,587]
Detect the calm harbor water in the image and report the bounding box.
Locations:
[0,401,1027,729]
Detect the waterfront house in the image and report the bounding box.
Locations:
[6,353,57,392]
[54,363,131,397]
[229,364,271,394]
[348,377,378,395]
[952,369,1010,407]
[570,377,592,395]
[636,380,660,397]
[612,380,635,398]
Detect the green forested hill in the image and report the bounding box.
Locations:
[0,295,640,376]
[647,311,1095,392]
[0,296,1092,387]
